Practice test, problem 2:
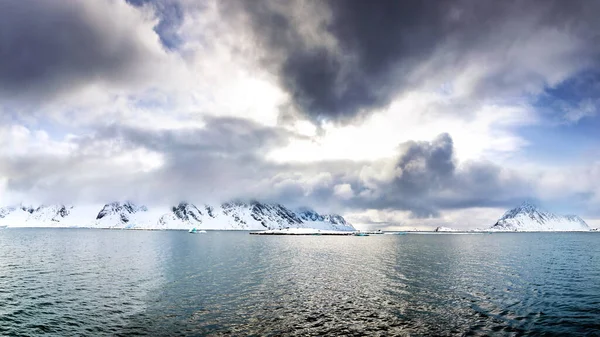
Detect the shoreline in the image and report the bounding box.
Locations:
[1,226,598,233]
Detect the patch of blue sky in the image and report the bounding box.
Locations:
[126,0,184,50]
[536,71,600,123]
[513,71,600,166]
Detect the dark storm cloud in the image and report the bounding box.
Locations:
[339,134,458,217]
[0,0,165,103]
[227,0,600,123]
[229,0,451,123]
[389,134,458,216]
[336,134,530,218]
[393,134,455,194]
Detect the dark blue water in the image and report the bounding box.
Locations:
[1,230,599,336]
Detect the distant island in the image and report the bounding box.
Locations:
[436,202,592,232]
[488,202,590,232]
[0,201,355,231]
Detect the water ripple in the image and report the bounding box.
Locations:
[1,230,599,335]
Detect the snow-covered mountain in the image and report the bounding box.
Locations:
[95,201,162,229]
[0,206,16,219]
[0,201,355,231]
[0,204,98,228]
[157,201,355,231]
[296,208,354,231]
[489,202,590,232]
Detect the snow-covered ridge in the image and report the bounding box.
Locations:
[0,201,355,231]
[489,202,590,232]
[0,204,100,228]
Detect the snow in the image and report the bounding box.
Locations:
[488,202,590,232]
[0,201,356,231]
[408,232,484,235]
[434,226,456,232]
[0,204,102,228]
[0,206,30,227]
[0,206,16,219]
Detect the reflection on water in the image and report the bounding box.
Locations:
[1,230,599,336]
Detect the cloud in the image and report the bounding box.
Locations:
[0,120,500,211]
[224,0,600,124]
[561,99,598,124]
[1,116,598,228]
[345,207,508,231]
[0,117,295,205]
[0,0,172,105]
[333,184,354,200]
[1,0,600,230]
[345,134,530,218]
[394,134,456,193]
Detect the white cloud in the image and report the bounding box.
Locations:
[562,99,598,123]
[333,184,354,200]
[345,206,506,231]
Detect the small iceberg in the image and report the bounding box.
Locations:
[188,227,207,234]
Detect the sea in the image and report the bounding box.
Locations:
[1,229,599,336]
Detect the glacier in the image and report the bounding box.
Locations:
[488,202,590,232]
[0,201,355,231]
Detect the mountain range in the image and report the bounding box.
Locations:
[0,201,355,231]
[0,201,594,232]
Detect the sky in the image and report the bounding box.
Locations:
[1,0,600,230]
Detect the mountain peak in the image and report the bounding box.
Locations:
[492,203,589,232]
[296,208,324,222]
[172,202,202,222]
[514,201,543,213]
[519,200,537,208]
[96,201,148,221]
